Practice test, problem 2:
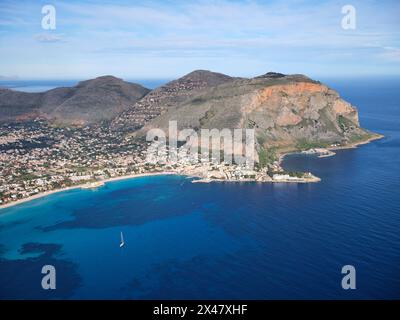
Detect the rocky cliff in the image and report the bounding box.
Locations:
[137,72,376,160]
[0,71,378,162]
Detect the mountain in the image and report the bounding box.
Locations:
[0,71,378,162]
[136,72,378,160]
[110,70,236,131]
[0,89,42,122]
[0,76,150,126]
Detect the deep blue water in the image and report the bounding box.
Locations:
[0,78,399,299]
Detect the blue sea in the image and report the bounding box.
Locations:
[0,78,399,299]
[0,79,169,92]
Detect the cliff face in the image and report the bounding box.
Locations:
[137,73,372,154]
[0,76,150,126]
[0,71,375,158]
[246,81,359,126]
[243,79,362,148]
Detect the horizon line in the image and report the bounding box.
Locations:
[2,73,400,82]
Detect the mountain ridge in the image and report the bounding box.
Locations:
[0,70,380,162]
[0,76,150,126]
[110,70,237,131]
[134,72,377,161]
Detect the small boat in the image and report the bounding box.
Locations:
[120,231,125,248]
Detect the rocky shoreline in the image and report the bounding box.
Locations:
[278,133,384,165]
[192,174,321,184]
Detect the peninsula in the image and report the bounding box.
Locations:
[0,71,383,208]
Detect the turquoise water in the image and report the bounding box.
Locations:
[0,78,400,299]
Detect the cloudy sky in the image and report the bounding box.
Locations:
[0,0,399,79]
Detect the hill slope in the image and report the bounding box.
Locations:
[0,76,150,126]
[136,72,377,160]
[110,70,236,131]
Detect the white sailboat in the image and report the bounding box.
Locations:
[120,231,125,248]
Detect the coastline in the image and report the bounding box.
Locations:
[0,134,384,211]
[192,176,321,184]
[329,133,384,151]
[0,172,177,211]
[278,133,385,166]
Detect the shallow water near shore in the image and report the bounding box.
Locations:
[0,78,400,299]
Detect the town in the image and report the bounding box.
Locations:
[0,120,148,206]
[0,120,319,207]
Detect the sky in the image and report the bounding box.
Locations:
[0,0,399,80]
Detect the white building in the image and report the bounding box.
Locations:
[70,175,92,182]
[273,174,291,181]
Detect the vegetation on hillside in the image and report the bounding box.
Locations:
[258,147,278,168]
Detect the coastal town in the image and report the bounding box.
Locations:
[0,120,320,208]
[0,120,147,207]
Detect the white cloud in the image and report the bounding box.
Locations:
[0,0,399,78]
[381,46,400,61]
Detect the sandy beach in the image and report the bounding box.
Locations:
[0,171,177,211]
